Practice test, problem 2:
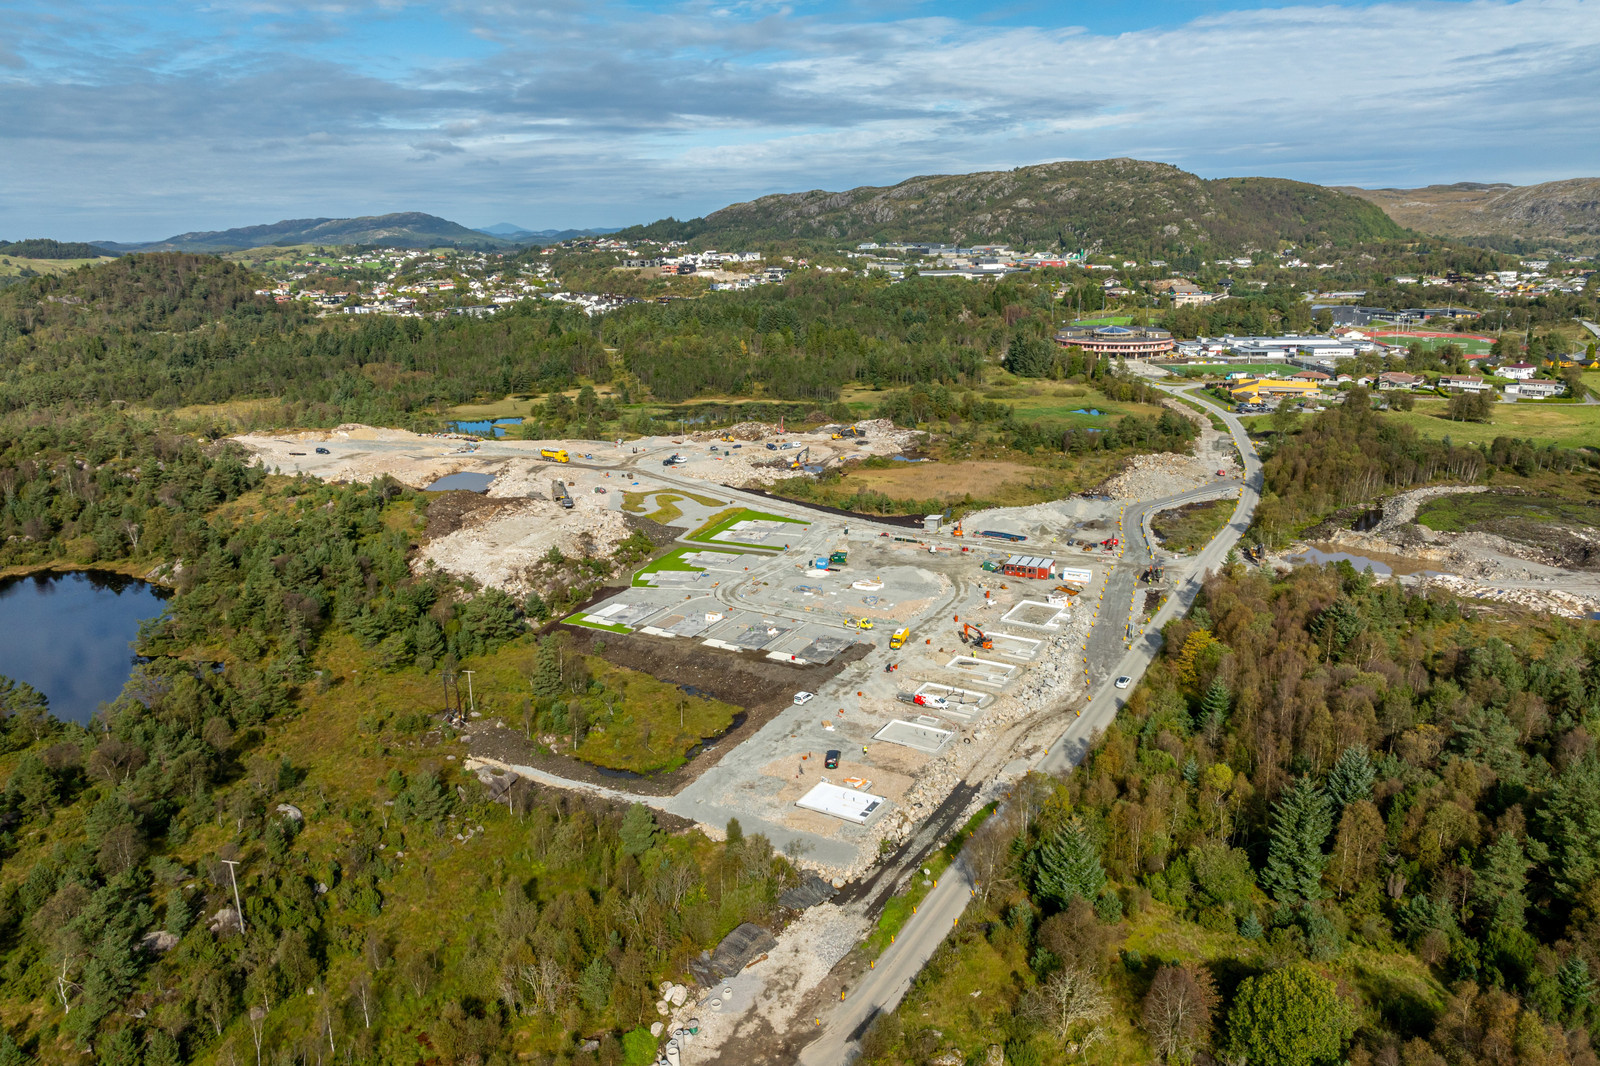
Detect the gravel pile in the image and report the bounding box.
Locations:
[1104,451,1231,500]
[415,497,633,595]
[1424,574,1600,618]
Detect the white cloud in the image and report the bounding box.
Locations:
[0,0,1595,237]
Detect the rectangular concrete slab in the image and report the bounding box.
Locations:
[796,781,887,823]
[875,718,955,753]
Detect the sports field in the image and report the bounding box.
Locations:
[1370,330,1496,355]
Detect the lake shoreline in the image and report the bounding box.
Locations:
[0,557,175,588]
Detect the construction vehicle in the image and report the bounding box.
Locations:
[896,692,949,710]
[1100,536,1121,550]
[551,479,573,509]
[789,446,811,470]
[1141,563,1164,583]
[958,623,993,650]
[540,448,569,463]
[1052,584,1080,596]
[829,551,848,567]
[721,434,736,442]
[889,627,909,649]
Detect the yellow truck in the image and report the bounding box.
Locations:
[540,448,569,463]
[890,627,909,649]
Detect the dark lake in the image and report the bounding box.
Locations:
[0,570,170,725]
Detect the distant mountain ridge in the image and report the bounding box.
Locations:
[618,158,1407,256]
[1338,179,1600,251]
[473,223,623,241]
[94,212,522,253]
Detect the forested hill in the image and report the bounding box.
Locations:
[0,240,118,260]
[620,158,1408,258]
[96,212,518,253]
[0,253,288,337]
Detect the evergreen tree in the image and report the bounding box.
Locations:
[164,888,192,936]
[532,637,564,698]
[1240,912,1264,940]
[1474,832,1529,931]
[1261,777,1333,904]
[1559,955,1594,1020]
[0,1034,30,1066]
[1025,820,1107,911]
[1539,752,1600,900]
[619,803,660,857]
[1325,747,1374,810]
[413,618,445,671]
[1199,679,1231,734]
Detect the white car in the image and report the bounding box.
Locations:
[1114,676,1133,690]
[793,691,815,705]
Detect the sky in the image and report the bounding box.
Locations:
[1,0,1595,241]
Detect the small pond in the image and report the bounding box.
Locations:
[0,570,171,725]
[1288,543,1448,578]
[1071,408,1104,416]
[449,418,524,438]
[426,472,495,493]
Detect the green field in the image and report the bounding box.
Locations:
[981,382,1167,428]
[1381,399,1600,448]
[1416,492,1600,533]
[0,253,119,277]
[631,544,749,586]
[1168,363,1292,378]
[1070,315,1133,326]
[685,506,807,548]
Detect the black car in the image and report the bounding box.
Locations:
[824,750,840,769]
[315,447,330,454]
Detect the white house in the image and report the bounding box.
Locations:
[1439,375,1491,393]
[1506,381,1566,399]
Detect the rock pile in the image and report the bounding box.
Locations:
[1104,452,1230,499]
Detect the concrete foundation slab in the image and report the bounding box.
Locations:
[943,655,1018,687]
[795,781,887,823]
[1002,600,1071,629]
[795,636,856,664]
[987,631,1043,660]
[874,718,955,753]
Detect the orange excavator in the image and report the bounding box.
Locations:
[958,623,993,650]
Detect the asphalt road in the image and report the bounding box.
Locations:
[799,383,1263,1065]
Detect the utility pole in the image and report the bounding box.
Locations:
[462,670,476,715]
[221,859,246,936]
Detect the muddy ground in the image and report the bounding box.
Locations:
[463,627,869,796]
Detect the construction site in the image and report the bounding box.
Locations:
[230,418,1214,879]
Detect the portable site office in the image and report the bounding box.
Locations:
[1001,555,1055,580]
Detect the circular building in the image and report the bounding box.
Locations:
[1054,324,1175,357]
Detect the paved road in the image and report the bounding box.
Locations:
[799,384,1263,1064]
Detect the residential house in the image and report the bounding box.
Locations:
[1499,363,1537,380]
[1439,375,1491,393]
[1377,372,1423,390]
[1506,380,1566,399]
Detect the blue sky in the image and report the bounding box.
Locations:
[1,0,1595,241]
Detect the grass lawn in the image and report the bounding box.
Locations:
[686,506,807,548]
[446,396,530,420]
[631,545,749,587]
[1380,399,1600,448]
[1151,498,1235,554]
[1071,315,1133,326]
[561,612,633,634]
